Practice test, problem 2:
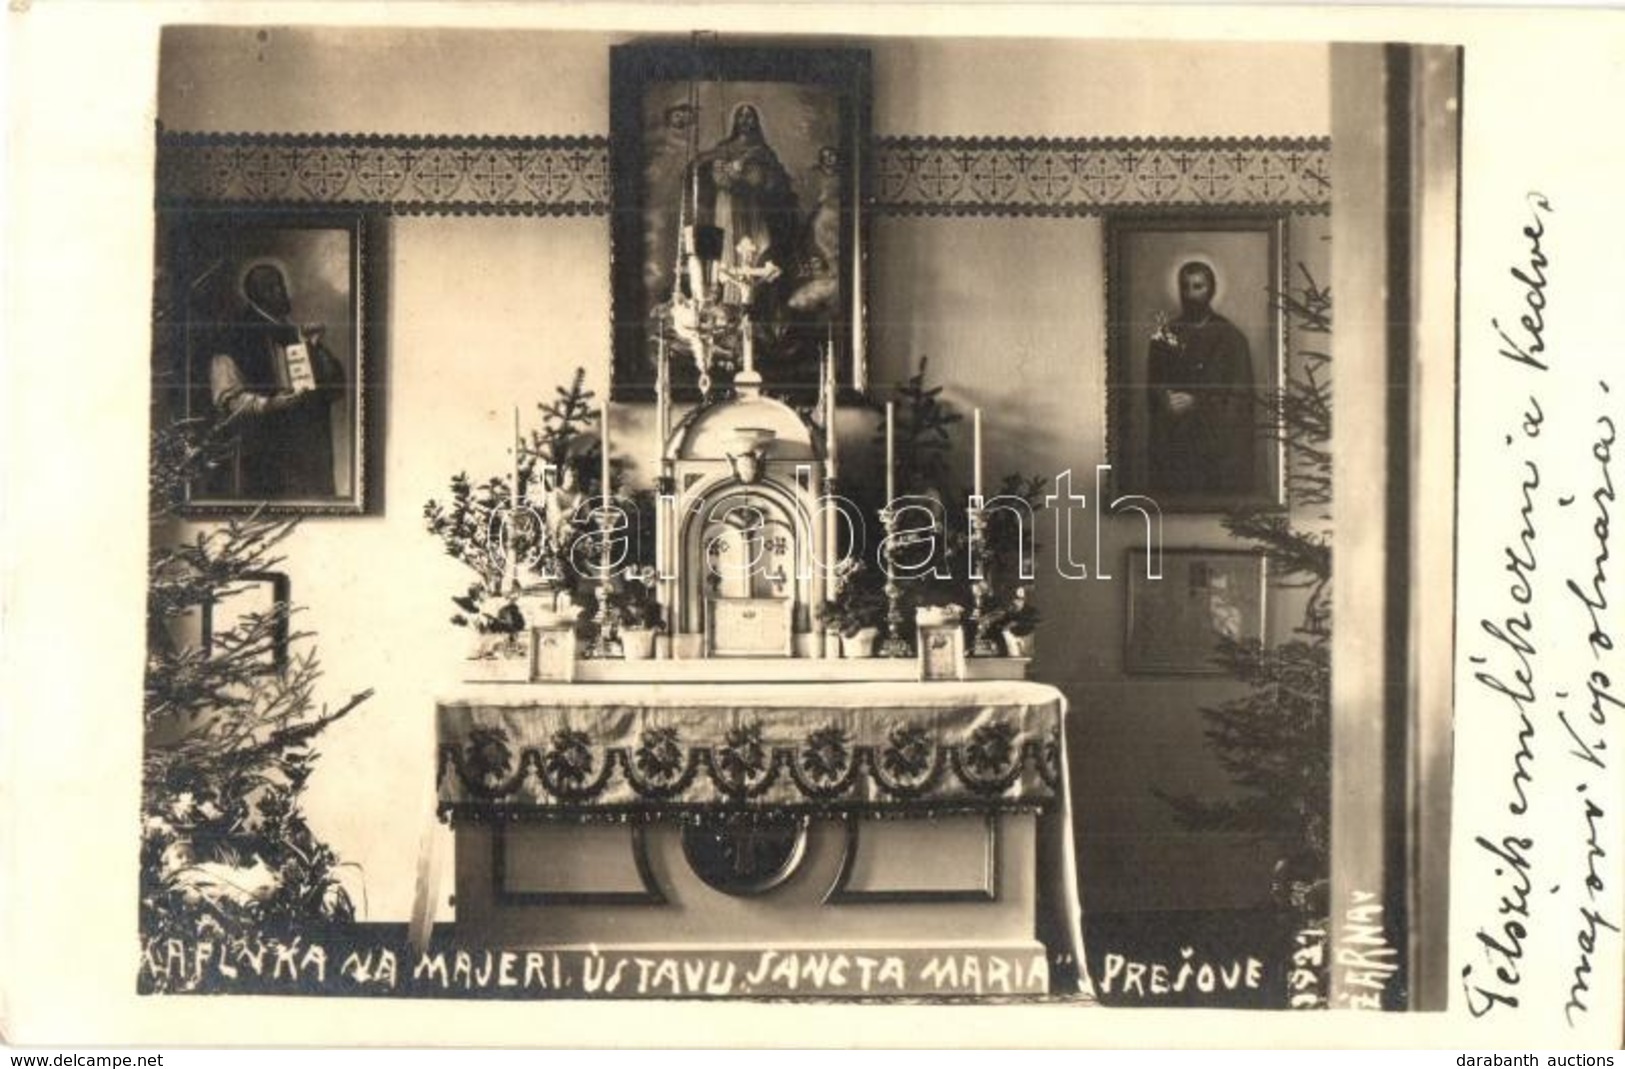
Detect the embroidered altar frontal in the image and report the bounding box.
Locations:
[431,682,1091,998]
[436,681,1064,820]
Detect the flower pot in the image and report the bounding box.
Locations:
[468,629,525,661]
[1002,629,1035,658]
[523,599,582,630]
[915,605,963,627]
[842,627,880,659]
[621,628,656,660]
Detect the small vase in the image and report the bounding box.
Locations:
[1002,629,1035,658]
[843,627,879,659]
[621,628,656,660]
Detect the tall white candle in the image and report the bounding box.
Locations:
[600,407,612,503]
[885,401,896,505]
[506,406,521,592]
[656,331,669,456]
[600,406,612,577]
[824,340,837,468]
[973,408,984,500]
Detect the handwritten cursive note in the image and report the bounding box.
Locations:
[1461,193,1620,1029]
[1558,377,1617,1026]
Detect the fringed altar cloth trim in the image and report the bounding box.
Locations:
[436,699,1062,815]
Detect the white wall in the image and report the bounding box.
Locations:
[157,26,1331,919]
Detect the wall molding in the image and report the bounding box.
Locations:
[156,129,1330,216]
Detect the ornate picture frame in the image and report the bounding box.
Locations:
[1106,212,1287,511]
[609,42,872,402]
[1124,548,1268,676]
[156,208,378,515]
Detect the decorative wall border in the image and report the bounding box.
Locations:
[876,136,1331,216]
[156,129,1331,216]
[155,130,611,216]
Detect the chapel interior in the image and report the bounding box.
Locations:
[148,26,1460,1008]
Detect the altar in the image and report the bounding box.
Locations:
[434,681,1090,996]
[413,39,1096,997]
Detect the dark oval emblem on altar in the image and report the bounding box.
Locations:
[681,817,808,897]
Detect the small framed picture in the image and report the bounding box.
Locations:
[917,622,966,682]
[157,208,376,515]
[1124,548,1266,675]
[1106,212,1286,511]
[530,626,578,683]
[201,571,292,676]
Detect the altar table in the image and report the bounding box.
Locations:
[432,681,1093,997]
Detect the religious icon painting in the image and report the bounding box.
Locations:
[1124,548,1268,675]
[1105,213,1287,511]
[155,209,378,515]
[609,43,872,402]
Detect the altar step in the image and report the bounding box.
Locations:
[464,655,1031,685]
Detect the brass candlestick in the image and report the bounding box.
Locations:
[584,503,622,660]
[969,507,1001,656]
[877,506,912,658]
[586,580,622,660]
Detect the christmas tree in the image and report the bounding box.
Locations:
[142,420,372,990]
[1154,265,1333,1001]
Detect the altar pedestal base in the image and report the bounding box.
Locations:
[451,814,1046,995]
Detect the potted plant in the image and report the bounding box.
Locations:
[822,561,888,658]
[423,370,600,658]
[451,581,528,659]
[612,568,664,660]
[986,586,1040,658]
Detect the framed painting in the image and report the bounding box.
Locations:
[609,43,871,402]
[1124,548,1267,676]
[202,571,292,676]
[157,209,376,515]
[1106,213,1286,511]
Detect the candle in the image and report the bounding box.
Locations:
[885,401,895,506]
[656,331,669,457]
[600,406,612,578]
[600,407,612,503]
[823,340,837,468]
[507,406,521,593]
[973,408,984,501]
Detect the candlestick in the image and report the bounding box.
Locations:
[588,405,621,659]
[973,408,984,501]
[878,505,911,659]
[885,401,895,506]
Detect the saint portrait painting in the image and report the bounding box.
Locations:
[609,44,871,401]
[1106,214,1286,510]
[157,210,375,515]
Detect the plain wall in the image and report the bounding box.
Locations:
[156,26,1331,919]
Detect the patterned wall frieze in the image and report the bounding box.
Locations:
[155,130,611,215]
[156,130,1330,216]
[874,136,1331,216]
